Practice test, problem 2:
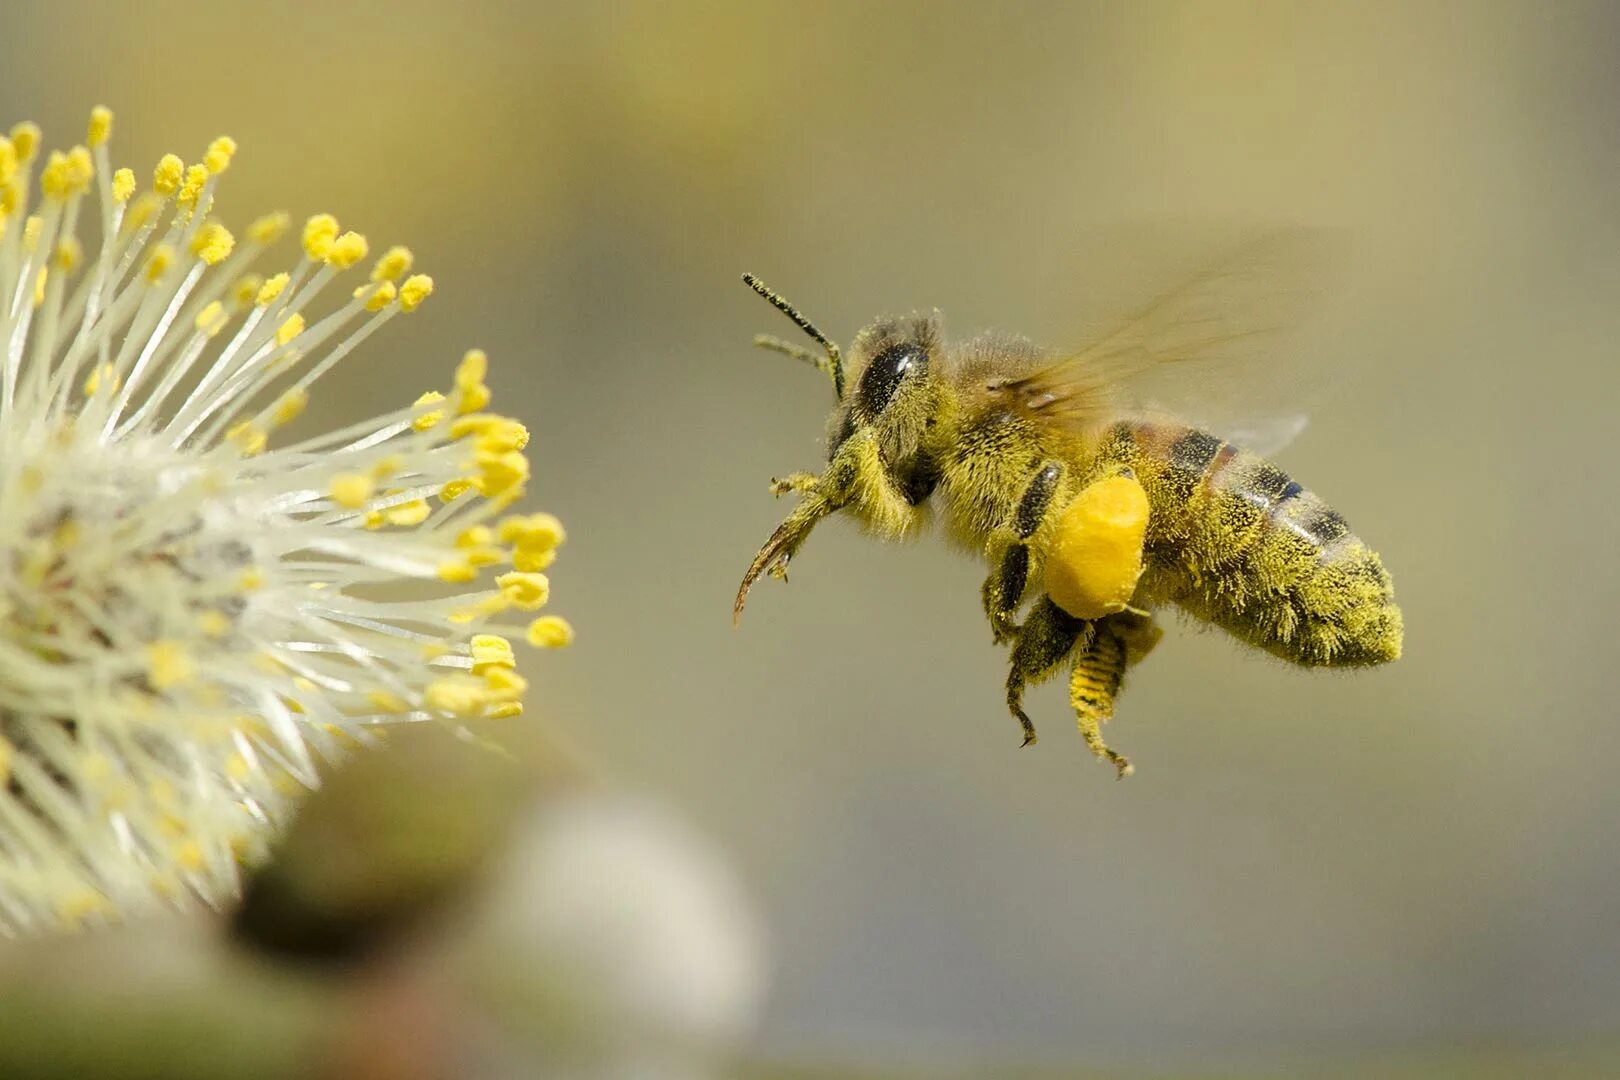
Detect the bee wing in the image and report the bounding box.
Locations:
[1136,403,1311,458]
[1005,229,1342,452]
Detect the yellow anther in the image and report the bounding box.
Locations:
[10,122,41,162]
[0,138,14,185]
[364,510,385,529]
[173,839,207,872]
[371,245,413,282]
[481,419,528,452]
[412,390,446,431]
[147,641,194,690]
[57,890,114,927]
[247,210,290,245]
[498,512,566,551]
[189,221,235,265]
[329,473,376,509]
[425,679,486,718]
[465,545,504,568]
[111,167,135,203]
[513,547,557,573]
[40,152,68,198]
[197,610,231,638]
[144,244,175,283]
[82,363,118,397]
[398,273,434,312]
[371,455,403,480]
[233,273,264,309]
[458,387,490,415]
[224,749,255,782]
[455,348,488,390]
[301,213,339,260]
[367,690,411,715]
[240,569,266,593]
[38,147,88,201]
[357,280,396,311]
[0,181,18,216]
[272,388,308,425]
[152,153,184,195]
[436,558,478,583]
[21,216,41,253]
[68,145,93,185]
[496,571,550,610]
[227,421,268,456]
[470,634,516,674]
[194,300,228,337]
[88,106,114,147]
[526,615,575,649]
[176,163,209,208]
[439,477,474,502]
[482,666,527,702]
[384,498,430,526]
[30,268,46,308]
[204,135,237,175]
[275,313,305,346]
[452,413,530,452]
[53,237,81,272]
[326,230,368,269]
[485,701,524,719]
[256,271,289,306]
[457,525,494,549]
[124,191,160,231]
[473,449,529,497]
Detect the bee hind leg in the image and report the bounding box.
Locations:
[1005,597,1088,747]
[1069,615,1147,779]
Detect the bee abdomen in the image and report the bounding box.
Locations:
[1123,424,1402,667]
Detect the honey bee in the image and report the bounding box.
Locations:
[732,238,1402,777]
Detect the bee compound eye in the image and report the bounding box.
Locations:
[857,342,927,415]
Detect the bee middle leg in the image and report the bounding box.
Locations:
[982,460,1065,644]
[1005,597,1088,747]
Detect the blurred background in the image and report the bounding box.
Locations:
[5,0,1619,1074]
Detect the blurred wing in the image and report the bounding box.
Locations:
[1004,229,1341,453]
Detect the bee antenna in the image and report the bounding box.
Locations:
[742,273,845,401]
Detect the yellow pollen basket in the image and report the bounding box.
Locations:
[1044,474,1150,620]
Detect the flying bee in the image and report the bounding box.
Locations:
[733,236,1402,777]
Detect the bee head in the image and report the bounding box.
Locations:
[830,314,941,464]
[734,279,943,624]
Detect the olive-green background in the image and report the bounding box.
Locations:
[6,1,1617,1073]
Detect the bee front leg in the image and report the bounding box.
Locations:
[982,461,1065,645]
[1004,597,1087,747]
[768,472,821,497]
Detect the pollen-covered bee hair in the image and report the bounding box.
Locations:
[734,243,1401,778]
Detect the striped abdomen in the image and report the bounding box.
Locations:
[1099,421,1402,667]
